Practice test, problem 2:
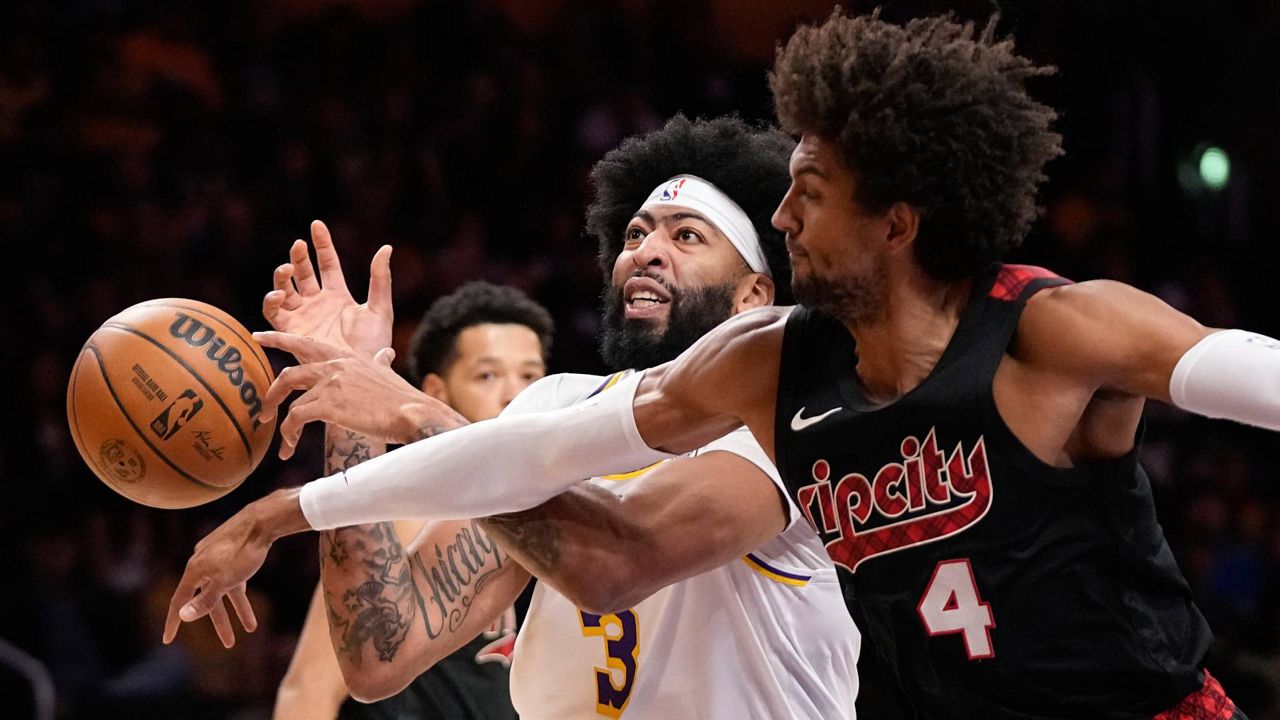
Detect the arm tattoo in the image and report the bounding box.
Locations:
[318,420,511,663]
[321,522,419,665]
[479,511,562,575]
[410,406,469,442]
[321,425,412,665]
[412,519,509,639]
[325,429,374,472]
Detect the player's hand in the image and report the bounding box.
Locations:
[262,219,393,358]
[163,511,267,648]
[163,489,309,647]
[254,331,467,456]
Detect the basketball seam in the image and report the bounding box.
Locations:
[85,343,226,491]
[140,301,273,382]
[101,321,254,459]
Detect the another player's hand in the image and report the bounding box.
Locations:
[254,330,466,456]
[163,511,266,649]
[263,219,393,358]
[163,488,309,648]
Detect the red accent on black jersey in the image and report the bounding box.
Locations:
[988,264,1069,302]
[1154,671,1236,720]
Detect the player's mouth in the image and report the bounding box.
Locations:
[623,276,672,320]
[785,235,808,259]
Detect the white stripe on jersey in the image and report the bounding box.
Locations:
[501,373,860,719]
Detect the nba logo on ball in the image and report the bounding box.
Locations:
[151,389,205,441]
[660,178,686,201]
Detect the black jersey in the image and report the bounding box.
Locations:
[774,264,1217,719]
[338,631,516,720]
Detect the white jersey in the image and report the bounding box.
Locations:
[503,372,859,720]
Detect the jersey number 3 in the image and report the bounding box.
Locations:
[916,558,995,659]
[579,610,639,717]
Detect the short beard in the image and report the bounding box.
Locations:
[792,258,887,326]
[600,275,737,370]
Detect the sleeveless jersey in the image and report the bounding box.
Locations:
[773,264,1215,719]
[338,630,516,720]
[505,372,860,719]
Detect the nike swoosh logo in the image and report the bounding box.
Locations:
[790,406,842,432]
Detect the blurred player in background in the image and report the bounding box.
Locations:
[171,116,861,718]
[269,269,552,719]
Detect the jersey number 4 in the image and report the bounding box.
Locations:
[916,558,995,659]
[579,610,639,717]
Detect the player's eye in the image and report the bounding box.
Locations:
[677,228,703,243]
[624,226,646,243]
[476,372,496,382]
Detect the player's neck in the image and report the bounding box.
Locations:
[846,271,972,406]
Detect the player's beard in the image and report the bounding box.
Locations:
[792,255,888,326]
[600,274,736,370]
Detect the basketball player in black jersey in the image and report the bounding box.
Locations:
[166,10,1275,719]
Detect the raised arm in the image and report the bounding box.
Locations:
[482,445,789,615]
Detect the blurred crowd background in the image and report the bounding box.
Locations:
[2,0,1278,717]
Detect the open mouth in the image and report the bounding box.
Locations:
[623,276,672,318]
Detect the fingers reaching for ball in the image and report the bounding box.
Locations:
[252,331,425,451]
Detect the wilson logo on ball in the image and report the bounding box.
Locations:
[168,312,265,427]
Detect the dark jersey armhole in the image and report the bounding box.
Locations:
[772,306,811,500]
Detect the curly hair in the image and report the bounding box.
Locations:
[585,115,796,302]
[408,281,554,385]
[769,10,1063,280]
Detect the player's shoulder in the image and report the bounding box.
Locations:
[1014,279,1192,368]
[504,372,617,415]
[1017,280,1140,340]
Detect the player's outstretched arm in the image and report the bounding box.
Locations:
[1016,280,1280,432]
[317,516,530,703]
[482,448,788,614]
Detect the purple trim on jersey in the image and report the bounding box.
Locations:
[744,553,812,583]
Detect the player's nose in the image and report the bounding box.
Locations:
[772,190,801,236]
[631,229,672,270]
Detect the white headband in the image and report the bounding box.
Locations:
[638,174,770,276]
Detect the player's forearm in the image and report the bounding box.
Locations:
[319,518,524,701]
[274,586,349,720]
[480,484,655,613]
[300,373,672,529]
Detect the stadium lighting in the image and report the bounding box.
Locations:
[1197,146,1230,190]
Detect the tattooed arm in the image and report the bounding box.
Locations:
[316,425,531,703]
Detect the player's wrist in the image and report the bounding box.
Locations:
[252,487,312,541]
[396,398,468,444]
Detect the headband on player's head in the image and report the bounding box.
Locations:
[638,175,771,276]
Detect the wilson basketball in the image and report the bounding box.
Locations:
[66,299,277,508]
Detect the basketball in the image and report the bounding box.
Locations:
[66,299,277,509]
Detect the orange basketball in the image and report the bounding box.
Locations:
[66,299,277,508]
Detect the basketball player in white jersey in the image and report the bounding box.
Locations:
[165,116,859,718]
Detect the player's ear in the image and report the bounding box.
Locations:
[885,201,920,254]
[421,373,450,405]
[734,272,774,313]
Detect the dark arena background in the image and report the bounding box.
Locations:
[2,0,1278,718]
